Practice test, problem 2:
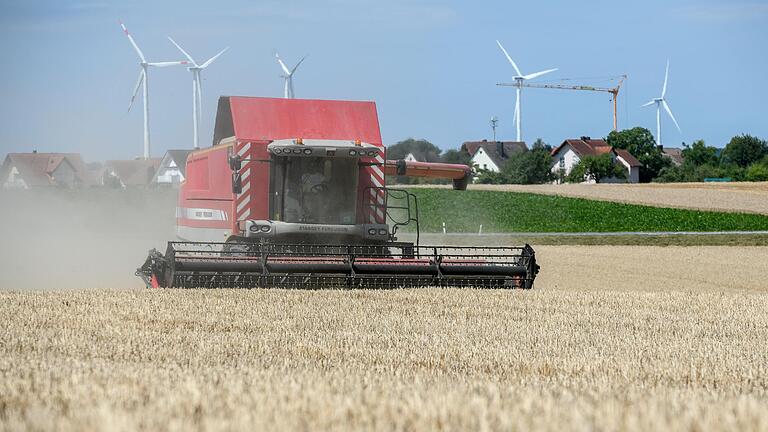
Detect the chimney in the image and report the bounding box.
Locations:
[580,136,591,141]
[496,141,505,158]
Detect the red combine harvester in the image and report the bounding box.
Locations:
[137,96,539,289]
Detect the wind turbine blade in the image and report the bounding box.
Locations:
[495,40,522,76]
[275,53,291,75]
[148,61,189,67]
[641,100,656,107]
[167,37,197,66]
[522,68,558,80]
[119,21,146,62]
[662,59,669,98]
[662,100,681,132]
[128,68,145,112]
[200,47,229,68]
[291,55,308,74]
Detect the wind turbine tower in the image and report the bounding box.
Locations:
[168,37,228,149]
[642,60,681,147]
[495,40,557,143]
[120,22,188,159]
[275,53,307,99]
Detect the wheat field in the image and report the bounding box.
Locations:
[2,246,767,431]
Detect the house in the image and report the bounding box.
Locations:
[661,147,684,166]
[102,158,161,188]
[152,150,193,186]
[550,137,642,183]
[0,152,95,189]
[460,140,527,172]
[403,152,421,162]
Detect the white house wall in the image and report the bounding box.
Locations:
[2,166,28,189]
[471,147,500,172]
[154,158,185,185]
[550,145,581,183]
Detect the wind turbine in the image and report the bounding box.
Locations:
[120,21,188,159]
[275,52,307,99]
[168,37,228,149]
[495,40,558,142]
[642,60,681,147]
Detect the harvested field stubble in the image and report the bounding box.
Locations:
[2,246,768,431]
[462,182,768,215]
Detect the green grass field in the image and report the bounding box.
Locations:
[402,189,768,233]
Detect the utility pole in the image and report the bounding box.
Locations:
[490,116,499,142]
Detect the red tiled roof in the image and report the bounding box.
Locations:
[1,153,96,187]
[614,149,642,167]
[105,159,161,186]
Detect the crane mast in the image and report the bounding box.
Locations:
[497,75,626,131]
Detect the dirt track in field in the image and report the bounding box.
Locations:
[409,182,768,215]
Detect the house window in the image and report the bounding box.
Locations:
[559,157,565,169]
[483,164,487,170]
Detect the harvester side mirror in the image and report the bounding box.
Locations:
[232,172,242,194]
[228,154,242,171]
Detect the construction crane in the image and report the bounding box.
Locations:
[497,75,627,131]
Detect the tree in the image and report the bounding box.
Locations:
[566,153,626,183]
[501,140,555,184]
[386,138,443,185]
[386,138,441,162]
[441,149,471,165]
[606,127,670,182]
[721,134,768,168]
[681,139,718,167]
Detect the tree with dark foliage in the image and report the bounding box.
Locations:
[606,127,670,182]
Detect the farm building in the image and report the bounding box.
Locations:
[662,147,684,166]
[0,152,95,189]
[460,140,527,172]
[151,150,192,186]
[101,158,161,188]
[550,137,641,183]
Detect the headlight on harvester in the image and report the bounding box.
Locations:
[349,150,357,156]
[273,148,282,154]
[260,225,271,232]
[367,228,377,235]
[303,148,312,155]
[378,228,387,235]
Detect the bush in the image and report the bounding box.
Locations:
[746,163,768,181]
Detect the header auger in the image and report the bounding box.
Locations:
[137,96,539,289]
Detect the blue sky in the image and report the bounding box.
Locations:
[0,0,766,161]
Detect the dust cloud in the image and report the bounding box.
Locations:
[0,188,177,290]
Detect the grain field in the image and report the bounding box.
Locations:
[2,246,767,431]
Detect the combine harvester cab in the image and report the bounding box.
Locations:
[137,96,539,289]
